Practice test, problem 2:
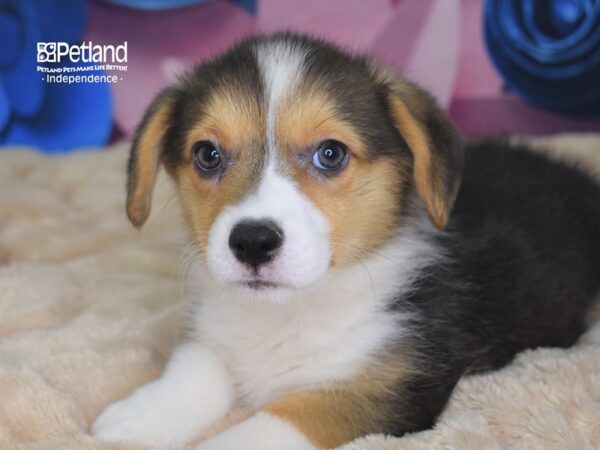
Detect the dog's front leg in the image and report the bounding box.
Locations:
[196,388,385,450]
[92,342,234,448]
[196,366,459,450]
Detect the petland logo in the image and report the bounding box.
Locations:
[37,41,128,84]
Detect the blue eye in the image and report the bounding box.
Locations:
[193,142,222,173]
[312,140,348,172]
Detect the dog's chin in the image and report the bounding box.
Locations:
[229,279,298,302]
[203,256,331,303]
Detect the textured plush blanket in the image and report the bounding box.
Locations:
[1,135,599,450]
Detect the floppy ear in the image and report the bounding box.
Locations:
[126,89,176,228]
[384,78,463,230]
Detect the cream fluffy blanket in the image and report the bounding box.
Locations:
[1,135,599,450]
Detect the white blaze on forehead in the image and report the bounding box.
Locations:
[254,41,306,160]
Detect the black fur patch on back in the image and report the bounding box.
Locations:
[385,140,600,435]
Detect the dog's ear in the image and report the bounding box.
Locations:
[126,89,177,228]
[376,68,463,230]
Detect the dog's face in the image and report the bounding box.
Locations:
[126,34,462,300]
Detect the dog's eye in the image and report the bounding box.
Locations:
[312,140,348,172]
[193,142,222,173]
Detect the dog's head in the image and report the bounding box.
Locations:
[126,33,462,299]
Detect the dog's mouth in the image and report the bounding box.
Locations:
[239,279,282,290]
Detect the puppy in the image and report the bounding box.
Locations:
[92,33,600,449]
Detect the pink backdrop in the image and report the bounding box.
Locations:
[85,0,600,139]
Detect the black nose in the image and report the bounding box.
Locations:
[228,221,284,269]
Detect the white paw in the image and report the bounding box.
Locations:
[196,413,316,450]
[93,344,235,448]
[93,381,202,448]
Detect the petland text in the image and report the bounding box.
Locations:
[37,42,128,64]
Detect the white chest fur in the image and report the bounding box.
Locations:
[91,226,439,449]
[189,228,437,409]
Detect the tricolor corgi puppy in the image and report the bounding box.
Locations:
[93,33,600,450]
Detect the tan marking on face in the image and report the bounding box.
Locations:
[185,86,263,155]
[266,357,413,449]
[127,98,174,227]
[175,85,265,250]
[302,157,405,267]
[275,89,407,267]
[276,90,367,159]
